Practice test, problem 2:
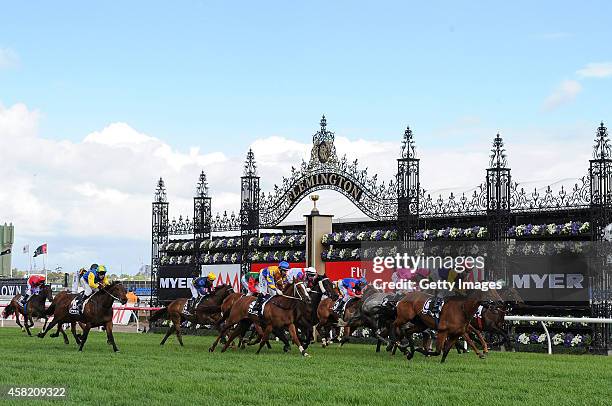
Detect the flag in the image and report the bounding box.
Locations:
[33,243,47,257]
[0,248,11,256]
[23,245,29,254]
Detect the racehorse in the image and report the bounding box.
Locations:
[2,284,53,336]
[149,284,234,346]
[38,281,128,352]
[316,285,377,347]
[209,280,312,356]
[391,289,502,362]
[455,303,510,355]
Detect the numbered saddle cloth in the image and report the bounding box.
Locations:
[422,297,445,326]
[69,293,88,316]
[248,295,272,317]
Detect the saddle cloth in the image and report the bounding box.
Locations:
[69,294,92,316]
[248,295,273,317]
[422,297,445,324]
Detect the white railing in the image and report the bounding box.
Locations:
[505,315,612,355]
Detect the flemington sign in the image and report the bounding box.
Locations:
[286,173,364,206]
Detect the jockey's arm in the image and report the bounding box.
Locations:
[87,272,98,288]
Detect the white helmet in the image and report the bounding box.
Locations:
[305,267,317,276]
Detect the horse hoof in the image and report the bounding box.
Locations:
[479,354,486,359]
[302,352,310,357]
[208,347,214,353]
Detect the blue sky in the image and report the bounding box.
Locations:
[2,1,611,149]
[1,2,612,274]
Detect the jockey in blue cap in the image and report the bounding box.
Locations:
[332,277,367,315]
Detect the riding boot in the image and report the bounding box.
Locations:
[252,293,264,316]
[184,298,194,315]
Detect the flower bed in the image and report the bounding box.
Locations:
[321,230,398,245]
[507,221,589,238]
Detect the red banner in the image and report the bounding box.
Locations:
[324,261,396,292]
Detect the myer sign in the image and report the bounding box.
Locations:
[157,265,194,302]
[287,173,364,205]
[508,252,589,304]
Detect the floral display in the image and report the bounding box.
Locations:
[415,226,488,241]
[507,221,589,237]
[517,332,590,347]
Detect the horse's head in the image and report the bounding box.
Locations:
[312,275,338,300]
[104,281,128,305]
[286,281,310,304]
[42,284,53,302]
[214,284,234,300]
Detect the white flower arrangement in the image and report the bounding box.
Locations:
[537,334,546,343]
[518,333,530,345]
[552,334,564,345]
[571,335,582,347]
[357,231,368,241]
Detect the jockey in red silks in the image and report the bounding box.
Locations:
[22,275,46,305]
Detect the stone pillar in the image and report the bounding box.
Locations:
[304,195,333,275]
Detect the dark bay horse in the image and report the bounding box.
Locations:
[316,285,378,347]
[209,280,311,356]
[38,282,128,352]
[149,284,234,346]
[2,284,53,336]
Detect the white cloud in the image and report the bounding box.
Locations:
[576,62,612,78]
[0,47,19,69]
[0,101,600,273]
[542,80,582,111]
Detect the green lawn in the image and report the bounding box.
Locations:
[0,327,610,406]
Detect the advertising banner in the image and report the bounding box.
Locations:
[157,265,193,302]
[202,264,241,292]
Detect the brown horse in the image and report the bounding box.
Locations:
[2,284,53,336]
[38,281,128,352]
[209,280,311,356]
[456,302,511,355]
[149,284,234,346]
[392,289,501,362]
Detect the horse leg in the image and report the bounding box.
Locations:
[288,323,309,357]
[41,317,49,332]
[37,317,59,339]
[15,311,24,331]
[256,325,273,355]
[160,325,176,346]
[24,316,33,336]
[105,321,119,352]
[463,333,485,359]
[473,329,489,354]
[273,328,290,352]
[209,321,232,352]
[441,334,460,363]
[78,325,91,351]
[339,326,350,346]
[70,322,82,345]
[174,319,184,347]
[59,324,69,345]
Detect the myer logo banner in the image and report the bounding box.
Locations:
[508,252,589,304]
[287,173,364,205]
[158,265,194,302]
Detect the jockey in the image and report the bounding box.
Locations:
[185,272,216,315]
[251,261,290,315]
[75,264,109,310]
[241,271,260,295]
[332,277,367,315]
[21,274,46,305]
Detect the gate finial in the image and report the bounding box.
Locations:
[489,132,507,168]
[244,148,258,176]
[320,114,327,132]
[593,121,611,160]
[196,170,209,197]
[401,126,417,159]
[154,177,167,202]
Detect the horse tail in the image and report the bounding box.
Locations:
[45,301,56,316]
[2,303,15,318]
[149,307,168,323]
